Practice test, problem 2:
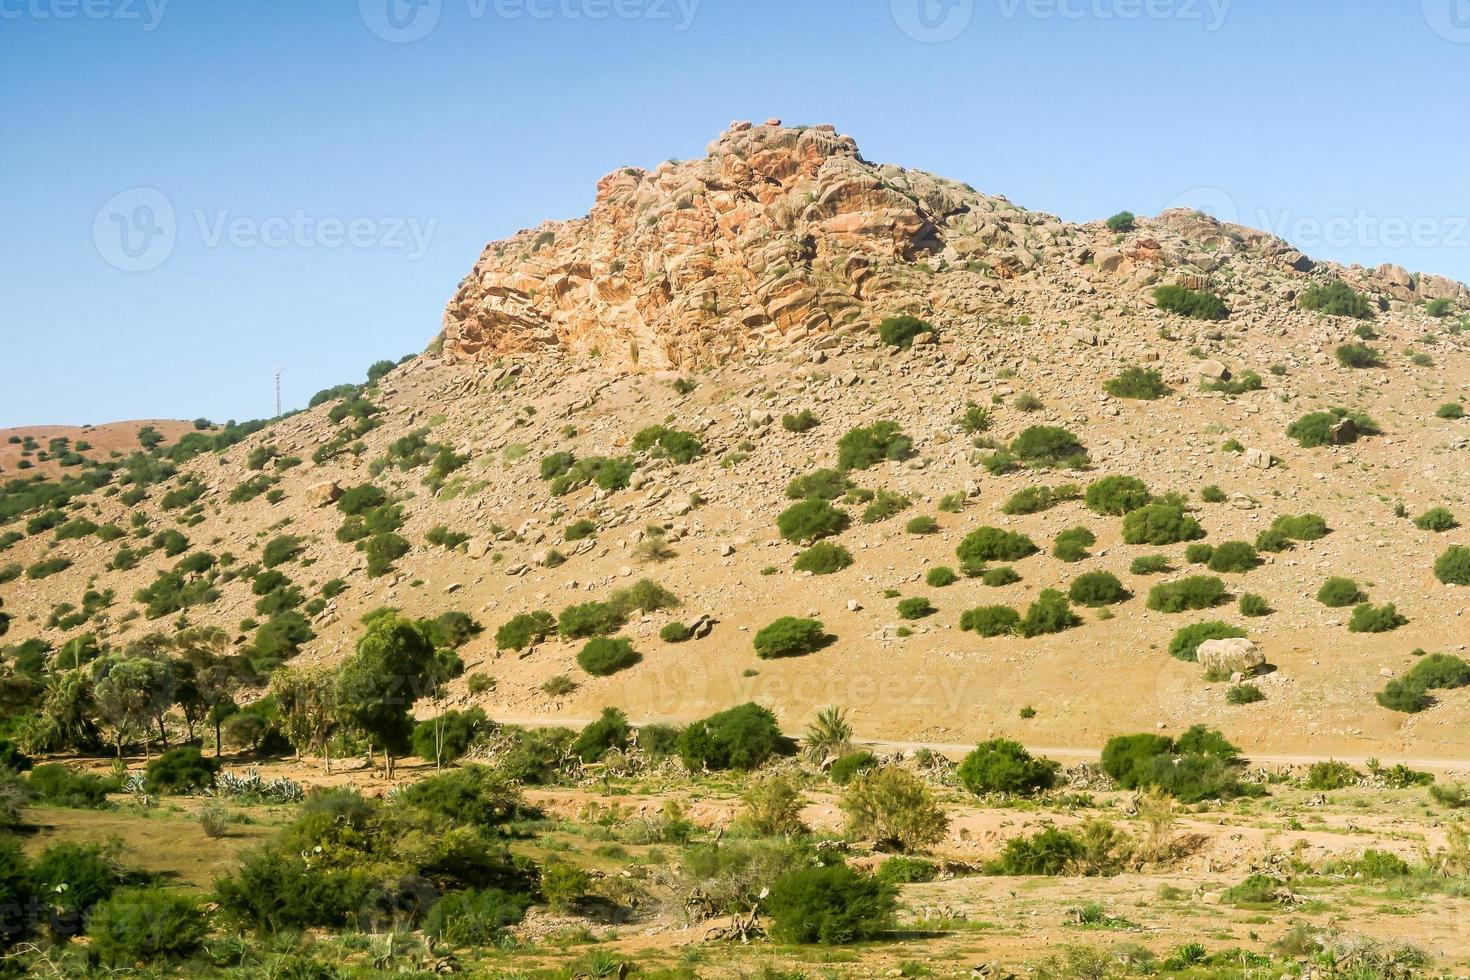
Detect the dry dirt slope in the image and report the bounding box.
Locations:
[3,121,1470,761]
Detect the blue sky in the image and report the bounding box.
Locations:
[5,0,1470,427]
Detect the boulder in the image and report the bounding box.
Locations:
[1243,448,1273,469]
[1197,638,1265,677]
[1197,359,1229,381]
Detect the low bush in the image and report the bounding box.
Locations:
[364,532,410,577]
[1105,366,1170,400]
[988,827,1085,875]
[837,421,912,470]
[144,747,218,795]
[1001,484,1079,516]
[28,764,117,807]
[557,601,623,640]
[925,565,957,587]
[1069,571,1127,607]
[1414,507,1457,532]
[1153,284,1228,320]
[677,703,783,772]
[1435,546,1470,586]
[1052,526,1095,562]
[1100,727,1256,802]
[754,617,827,659]
[1010,426,1088,469]
[905,514,938,535]
[777,498,850,543]
[1227,684,1264,705]
[1346,599,1405,634]
[877,315,935,349]
[958,739,1060,796]
[982,566,1021,587]
[496,611,555,651]
[410,709,490,767]
[1239,593,1272,617]
[1122,502,1203,545]
[957,527,1037,567]
[1335,343,1383,368]
[1272,513,1330,541]
[659,621,693,643]
[896,597,935,620]
[794,542,853,575]
[423,887,530,946]
[1306,760,1360,790]
[786,468,852,501]
[1130,554,1170,575]
[875,855,938,885]
[1207,541,1259,573]
[830,750,879,784]
[862,490,911,524]
[1377,678,1429,713]
[1185,543,1214,565]
[960,605,1021,637]
[1436,402,1465,420]
[1200,484,1227,503]
[766,864,897,944]
[577,637,640,676]
[1147,576,1227,613]
[1300,278,1375,319]
[782,410,819,433]
[87,886,207,964]
[1286,408,1380,448]
[840,765,948,852]
[1316,577,1364,608]
[1020,589,1081,637]
[1167,621,1246,662]
[631,425,704,464]
[1106,210,1135,232]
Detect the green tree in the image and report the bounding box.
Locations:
[91,653,174,760]
[334,613,435,778]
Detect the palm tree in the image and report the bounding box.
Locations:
[803,705,852,764]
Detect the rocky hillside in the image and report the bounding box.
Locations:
[5,121,1470,759]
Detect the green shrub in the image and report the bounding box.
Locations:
[1349,602,1406,634]
[958,739,1060,796]
[837,421,912,470]
[1202,371,1264,396]
[1200,485,1227,503]
[1185,543,1214,565]
[558,602,623,640]
[1239,593,1271,617]
[364,532,410,577]
[925,566,957,588]
[1436,546,1470,585]
[782,410,819,433]
[25,558,72,580]
[1154,284,1228,320]
[423,887,530,946]
[1130,554,1170,575]
[677,703,783,771]
[989,827,1085,875]
[960,605,1021,637]
[766,864,896,944]
[1123,501,1203,544]
[1306,760,1360,790]
[1105,366,1170,400]
[1221,873,1282,907]
[1052,526,1095,562]
[1272,513,1329,541]
[1335,343,1383,368]
[877,315,935,349]
[1147,576,1227,613]
[875,855,938,885]
[1404,654,1470,690]
[1227,684,1264,705]
[830,750,879,785]
[145,747,218,795]
[410,709,491,767]
[1317,577,1364,608]
[786,468,853,500]
[957,402,991,434]
[754,617,827,659]
[1168,621,1246,662]
[571,707,632,762]
[1377,678,1429,713]
[1300,279,1375,319]
[1021,590,1081,637]
[87,886,207,963]
[53,518,98,541]
[1414,507,1458,532]
[577,637,640,676]
[982,566,1021,587]
[1001,484,1078,516]
[496,611,555,651]
[261,534,305,568]
[794,542,853,575]
[607,579,680,618]
[1069,571,1127,607]
[1010,426,1087,469]
[777,499,850,543]
[1287,407,1380,447]
[1436,403,1465,420]
[897,597,934,620]
[862,490,911,524]
[27,764,116,807]
[1100,727,1255,802]
[957,527,1037,566]
[631,425,704,464]
[1208,541,1259,573]
[905,514,938,535]
[1105,211,1135,232]
[659,621,693,643]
